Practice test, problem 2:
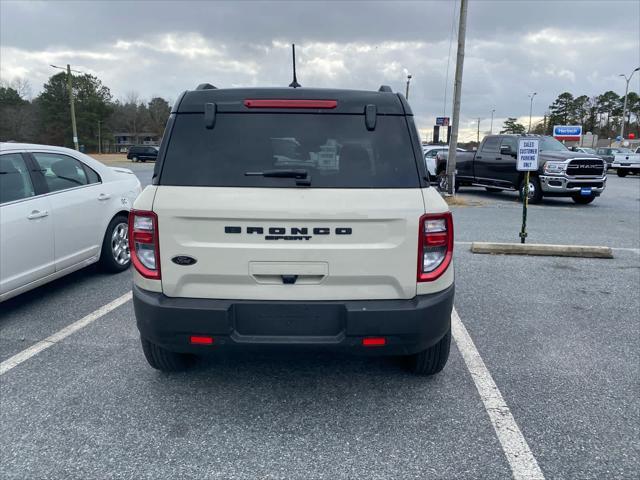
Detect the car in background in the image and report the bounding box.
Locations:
[573,147,597,155]
[612,149,640,177]
[422,145,466,178]
[127,145,159,163]
[0,143,142,302]
[596,147,632,169]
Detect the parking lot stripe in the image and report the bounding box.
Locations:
[0,291,132,376]
[451,308,545,480]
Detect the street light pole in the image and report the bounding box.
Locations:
[445,0,468,196]
[490,109,495,135]
[405,74,412,100]
[528,92,537,133]
[51,64,81,151]
[619,67,640,140]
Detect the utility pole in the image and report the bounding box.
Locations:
[445,0,468,195]
[528,92,537,133]
[67,64,79,151]
[98,120,102,154]
[51,64,81,150]
[619,67,640,140]
[476,118,481,143]
[405,74,412,100]
[490,109,495,134]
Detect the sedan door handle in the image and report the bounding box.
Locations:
[97,193,111,201]
[27,210,49,220]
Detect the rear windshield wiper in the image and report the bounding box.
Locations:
[245,169,311,186]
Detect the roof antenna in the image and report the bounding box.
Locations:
[289,43,301,88]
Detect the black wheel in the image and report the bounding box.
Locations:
[132,156,138,163]
[141,159,146,163]
[485,187,502,193]
[141,337,194,372]
[406,329,451,375]
[617,170,627,177]
[437,172,460,193]
[519,176,543,204]
[572,195,596,205]
[99,214,131,272]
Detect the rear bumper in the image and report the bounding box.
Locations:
[539,175,606,196]
[133,284,454,356]
[612,162,640,170]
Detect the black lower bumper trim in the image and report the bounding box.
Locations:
[133,284,454,356]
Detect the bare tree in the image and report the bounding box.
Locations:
[10,78,33,101]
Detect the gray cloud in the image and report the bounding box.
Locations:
[1,0,639,141]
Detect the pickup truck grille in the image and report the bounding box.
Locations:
[566,159,604,177]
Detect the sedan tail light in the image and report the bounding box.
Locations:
[128,210,161,279]
[417,212,453,282]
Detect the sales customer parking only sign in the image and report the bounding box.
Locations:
[517,138,539,171]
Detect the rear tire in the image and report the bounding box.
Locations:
[132,156,138,163]
[99,214,131,272]
[572,195,596,204]
[406,329,451,375]
[617,170,627,177]
[141,337,194,372]
[485,187,502,193]
[519,176,543,204]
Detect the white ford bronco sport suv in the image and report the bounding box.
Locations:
[130,84,454,375]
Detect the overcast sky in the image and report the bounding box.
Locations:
[1,0,639,141]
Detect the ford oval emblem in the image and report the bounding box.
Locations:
[172,255,197,266]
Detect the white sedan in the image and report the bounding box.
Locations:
[0,143,142,302]
[423,145,466,177]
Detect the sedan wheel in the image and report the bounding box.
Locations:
[100,214,131,272]
[111,222,130,266]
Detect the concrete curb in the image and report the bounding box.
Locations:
[470,242,613,259]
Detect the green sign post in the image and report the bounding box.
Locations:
[516,138,540,244]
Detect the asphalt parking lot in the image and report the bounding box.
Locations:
[1,161,638,479]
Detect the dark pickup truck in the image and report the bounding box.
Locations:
[436,134,607,204]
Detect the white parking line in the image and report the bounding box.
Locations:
[0,291,132,376]
[452,308,545,480]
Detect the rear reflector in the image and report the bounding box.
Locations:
[362,337,386,347]
[244,99,337,109]
[190,335,214,345]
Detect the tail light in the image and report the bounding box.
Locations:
[417,212,453,282]
[128,210,161,279]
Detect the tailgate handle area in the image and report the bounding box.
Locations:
[250,262,328,285]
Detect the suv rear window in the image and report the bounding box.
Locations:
[159,113,419,188]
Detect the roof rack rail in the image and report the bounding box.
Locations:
[378,85,393,93]
[196,83,217,90]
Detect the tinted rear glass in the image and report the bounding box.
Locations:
[160,113,419,188]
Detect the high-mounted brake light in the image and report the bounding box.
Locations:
[417,212,453,282]
[243,99,337,109]
[128,210,161,280]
